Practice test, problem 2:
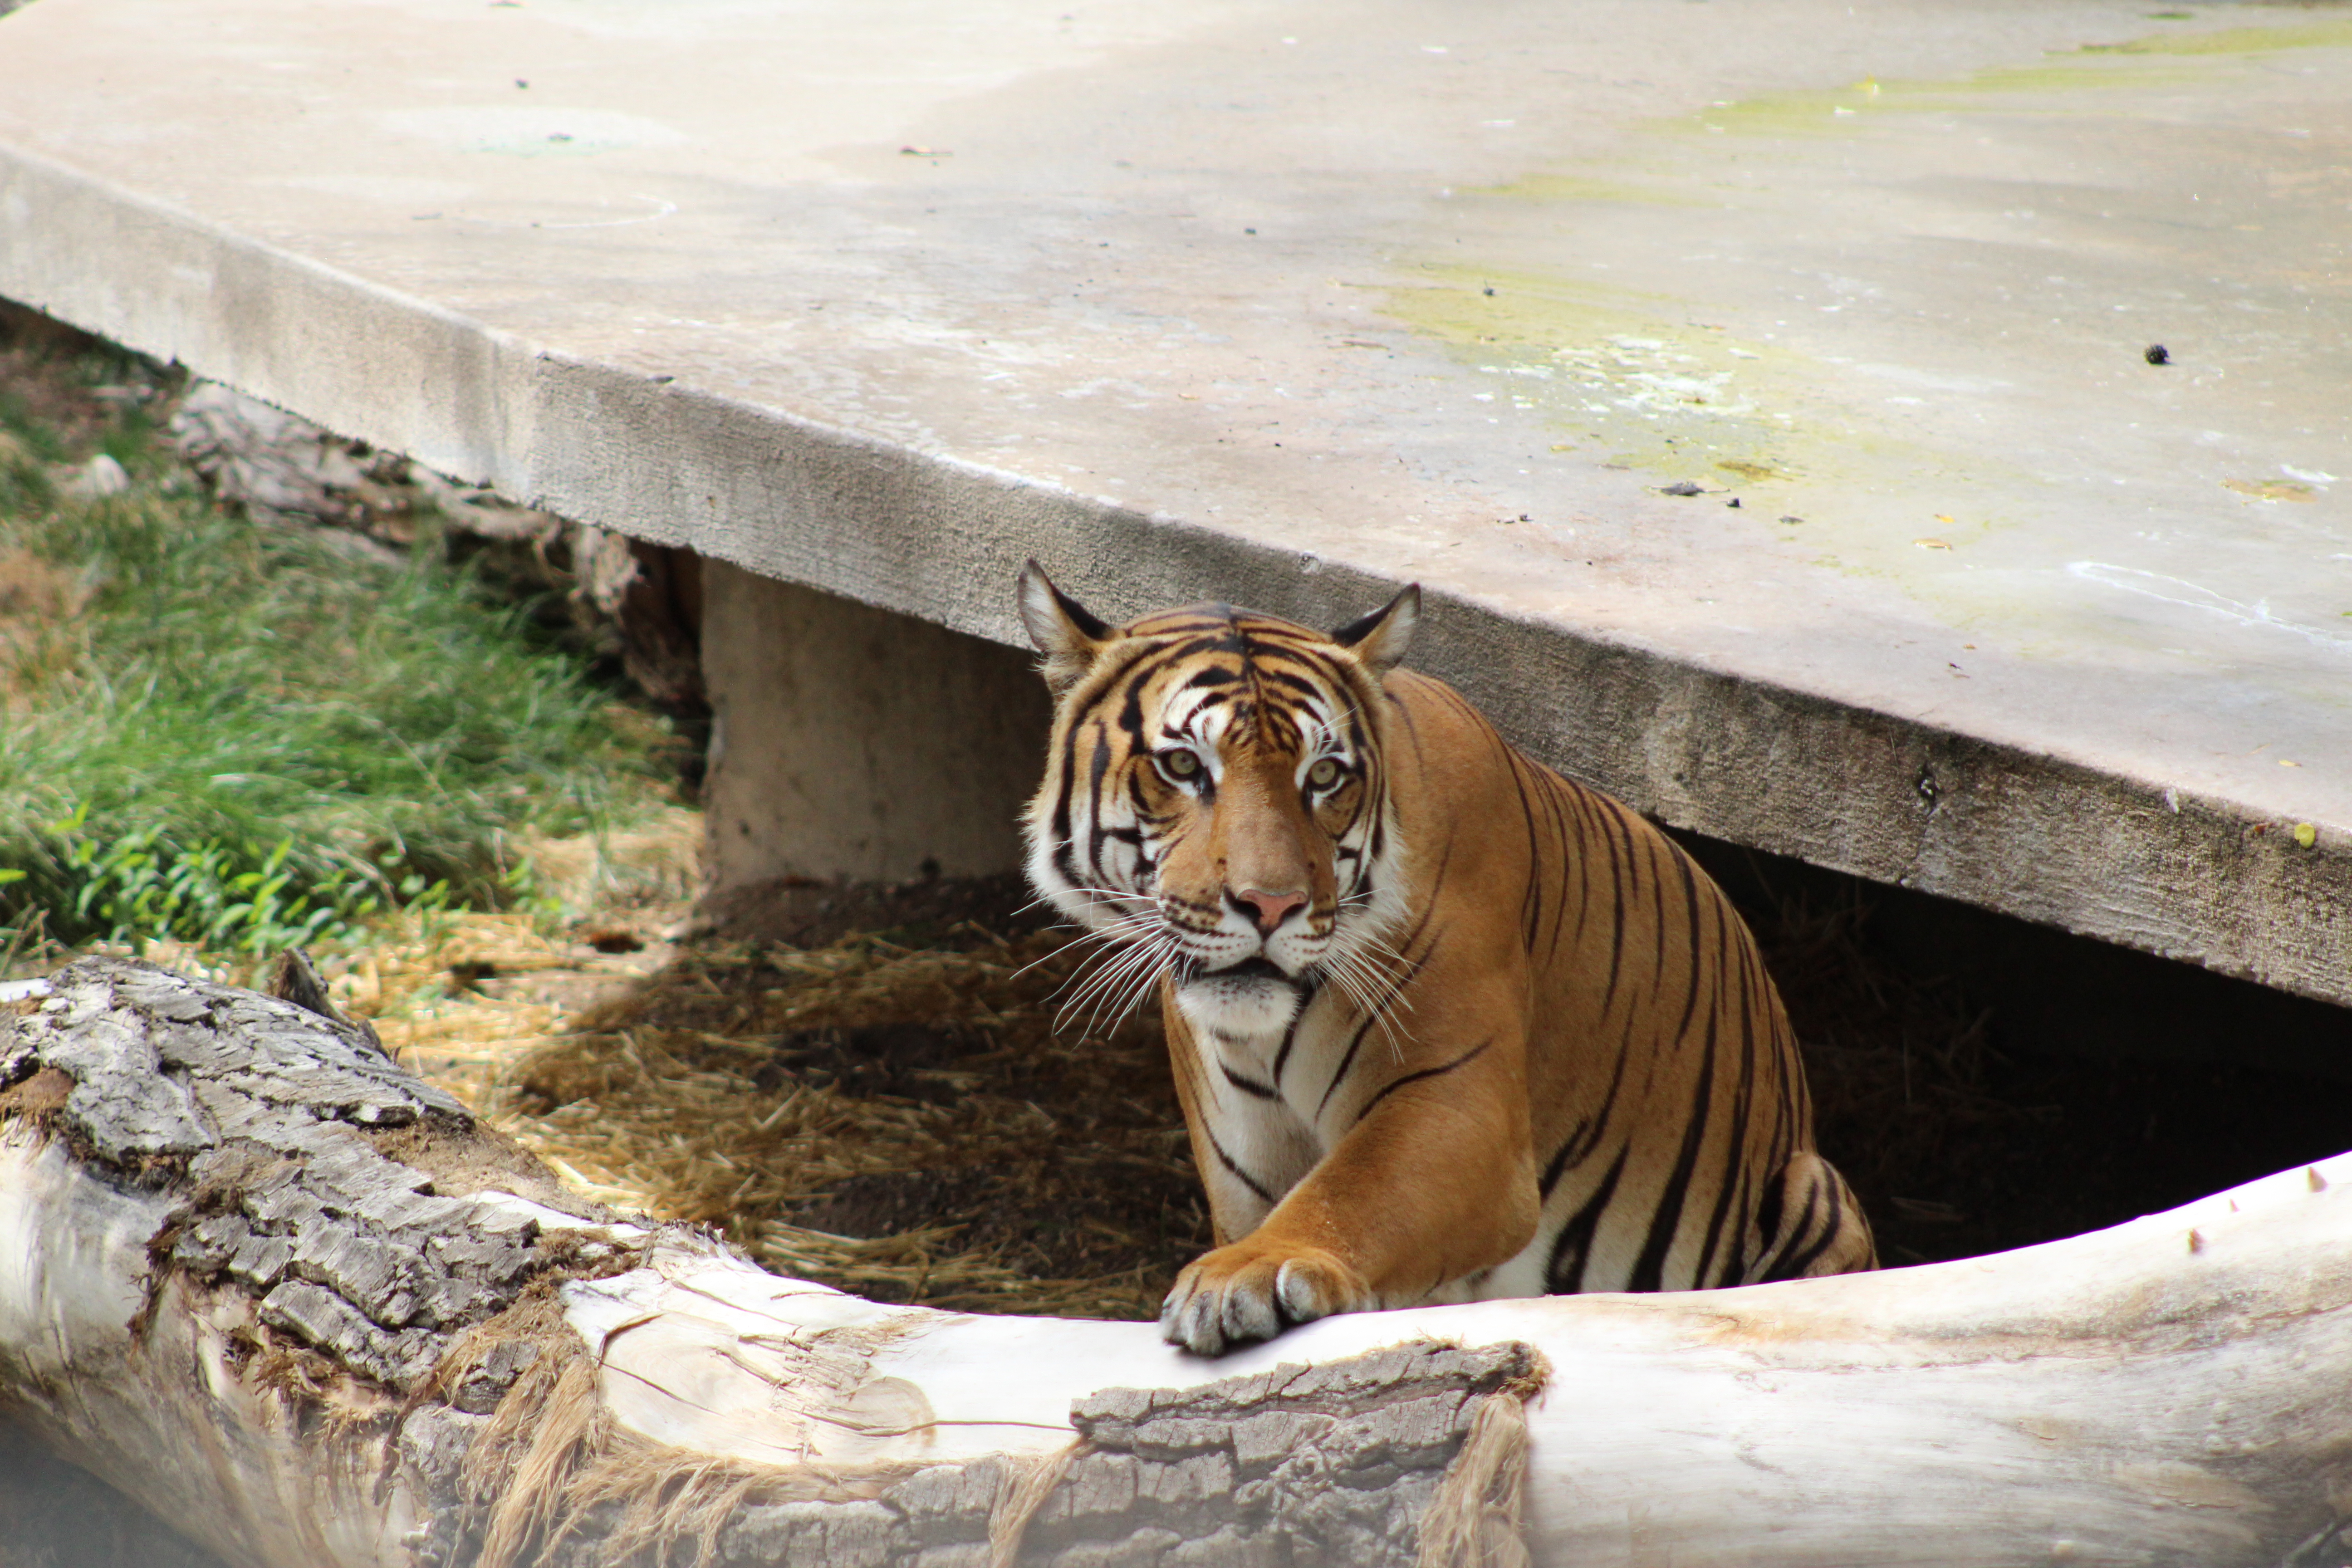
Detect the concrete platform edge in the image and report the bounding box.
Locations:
[5,142,2343,1010]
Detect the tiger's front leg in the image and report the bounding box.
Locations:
[1160,1033,1540,1356]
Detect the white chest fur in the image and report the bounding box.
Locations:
[1176,979,1369,1229]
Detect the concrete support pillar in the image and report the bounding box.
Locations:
[700,562,1051,890]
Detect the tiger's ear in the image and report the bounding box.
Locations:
[1330,583,1420,678]
[1017,560,1112,696]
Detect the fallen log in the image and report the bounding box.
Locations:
[3,956,2350,1568]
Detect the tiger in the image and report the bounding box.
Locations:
[1016,563,1875,1355]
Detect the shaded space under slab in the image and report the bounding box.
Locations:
[1696,839,2352,1269]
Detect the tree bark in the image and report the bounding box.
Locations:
[4,956,2350,1568]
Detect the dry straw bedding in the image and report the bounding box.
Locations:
[500,930,1206,1319]
[341,902,1206,1322]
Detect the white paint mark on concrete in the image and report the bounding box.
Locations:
[2069,562,2352,656]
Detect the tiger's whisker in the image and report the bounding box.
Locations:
[1107,949,1173,1029]
[1044,926,1165,1014]
[1055,930,1175,1034]
[1015,908,1166,985]
[1067,936,1173,1037]
[1054,940,1153,1023]
[1087,934,1172,1029]
[1320,940,1418,1061]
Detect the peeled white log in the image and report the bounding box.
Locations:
[4,957,2351,1568]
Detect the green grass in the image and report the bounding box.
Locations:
[0,343,679,962]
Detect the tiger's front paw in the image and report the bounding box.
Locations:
[1159,1240,1374,1356]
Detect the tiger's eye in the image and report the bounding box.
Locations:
[1161,749,1201,779]
[1307,757,1342,789]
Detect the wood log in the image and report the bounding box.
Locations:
[4,956,2351,1568]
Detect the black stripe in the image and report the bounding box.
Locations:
[1123,765,1154,822]
[1221,1063,1280,1100]
[1083,725,1117,873]
[1666,846,1708,1054]
[1641,840,1671,1010]
[1754,1177,1823,1282]
[1691,899,1757,1287]
[1116,638,1224,741]
[1048,721,1086,889]
[1316,941,1434,1117]
[1784,1197,1849,1279]
[1755,939,1805,1146]
[1544,1001,1639,1200]
[1767,1176,1848,1282]
[1546,1145,1630,1294]
[1427,680,1480,722]
[1389,683,1425,755]
[1507,757,1546,949]
[1255,665,1328,700]
[1557,783,1602,965]
[1316,1012,1377,1117]
[1693,1082,1756,1289]
[1537,1125,1587,1202]
[1352,1038,1493,1125]
[1271,1012,1304,1084]
[1626,1001,1720,1294]
[1313,819,1449,1116]
[1202,1125,1276,1205]
[1535,769,1576,963]
[1749,1163,1787,1260]
[1126,608,1233,636]
[1595,797,1634,1024]
[1706,1161,1755,1290]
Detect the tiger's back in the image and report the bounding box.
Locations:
[1380,671,1867,1298]
[1018,567,1872,1354]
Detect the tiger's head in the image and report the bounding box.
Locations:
[1017,563,1419,1040]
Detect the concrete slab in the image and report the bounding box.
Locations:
[1,0,2346,1006]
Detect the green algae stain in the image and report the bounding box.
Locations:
[2077,19,2352,55]
[1377,264,1853,493]
[1939,58,2202,98]
[1716,458,1797,484]
[1679,82,1888,139]
[1381,264,1678,350]
[1471,174,1707,207]
[1668,56,2201,141]
[1653,11,2352,143]
[1377,270,2057,608]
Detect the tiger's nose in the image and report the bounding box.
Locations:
[1233,887,1307,934]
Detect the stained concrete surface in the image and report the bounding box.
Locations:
[0,0,2344,1006]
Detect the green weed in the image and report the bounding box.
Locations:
[0,341,678,963]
